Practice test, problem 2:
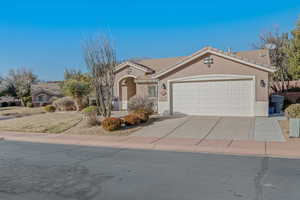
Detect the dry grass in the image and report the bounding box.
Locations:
[64,117,156,136]
[0,112,82,133]
[278,120,300,141]
[0,107,45,117]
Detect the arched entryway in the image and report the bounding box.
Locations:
[118,76,137,110]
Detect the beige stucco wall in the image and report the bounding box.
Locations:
[114,66,145,99]
[158,54,269,102]
[114,55,271,116]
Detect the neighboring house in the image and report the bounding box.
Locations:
[31,82,63,107]
[114,46,276,116]
[0,96,21,107]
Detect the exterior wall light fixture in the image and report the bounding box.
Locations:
[260,80,266,88]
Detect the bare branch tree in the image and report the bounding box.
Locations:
[254,29,290,93]
[83,36,116,117]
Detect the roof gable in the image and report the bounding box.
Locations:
[152,47,276,78]
[114,61,154,73]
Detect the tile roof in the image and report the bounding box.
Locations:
[132,47,273,76]
[31,82,63,96]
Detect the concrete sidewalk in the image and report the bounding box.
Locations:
[0,131,300,159]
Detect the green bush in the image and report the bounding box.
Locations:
[23,96,32,106]
[82,106,98,114]
[62,79,90,111]
[82,106,99,126]
[285,104,300,118]
[44,105,56,112]
[26,102,33,108]
[102,117,122,131]
[52,97,76,111]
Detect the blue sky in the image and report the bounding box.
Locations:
[0,0,299,81]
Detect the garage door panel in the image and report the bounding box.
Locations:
[172,80,253,116]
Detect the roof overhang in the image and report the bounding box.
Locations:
[114,61,154,73]
[152,48,277,79]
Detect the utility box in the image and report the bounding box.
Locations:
[289,118,300,137]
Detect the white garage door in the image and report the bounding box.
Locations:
[172,79,253,116]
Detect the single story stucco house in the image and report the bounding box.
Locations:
[31,82,63,107]
[113,46,276,116]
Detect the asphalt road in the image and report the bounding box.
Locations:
[0,140,300,200]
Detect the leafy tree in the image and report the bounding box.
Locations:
[286,17,300,80]
[62,79,90,111]
[1,69,37,105]
[64,69,91,82]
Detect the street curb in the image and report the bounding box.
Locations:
[1,132,300,159]
[3,136,300,159]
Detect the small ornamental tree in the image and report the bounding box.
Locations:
[62,79,90,111]
[83,35,116,117]
[1,68,37,106]
[254,29,290,93]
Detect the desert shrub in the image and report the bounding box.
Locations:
[9,102,16,106]
[102,117,122,131]
[44,105,56,112]
[133,109,150,122]
[49,96,59,104]
[285,104,300,118]
[82,106,98,114]
[1,102,8,107]
[82,106,99,126]
[123,114,141,126]
[52,97,76,111]
[134,107,153,116]
[23,96,32,107]
[128,97,154,115]
[26,102,33,108]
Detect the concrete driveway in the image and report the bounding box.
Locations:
[133,115,285,142]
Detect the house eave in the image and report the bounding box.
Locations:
[135,79,158,84]
[152,48,276,79]
[114,61,154,73]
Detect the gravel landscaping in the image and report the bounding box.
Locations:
[0,112,82,133]
[278,120,300,141]
[0,107,45,118]
[64,117,156,136]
